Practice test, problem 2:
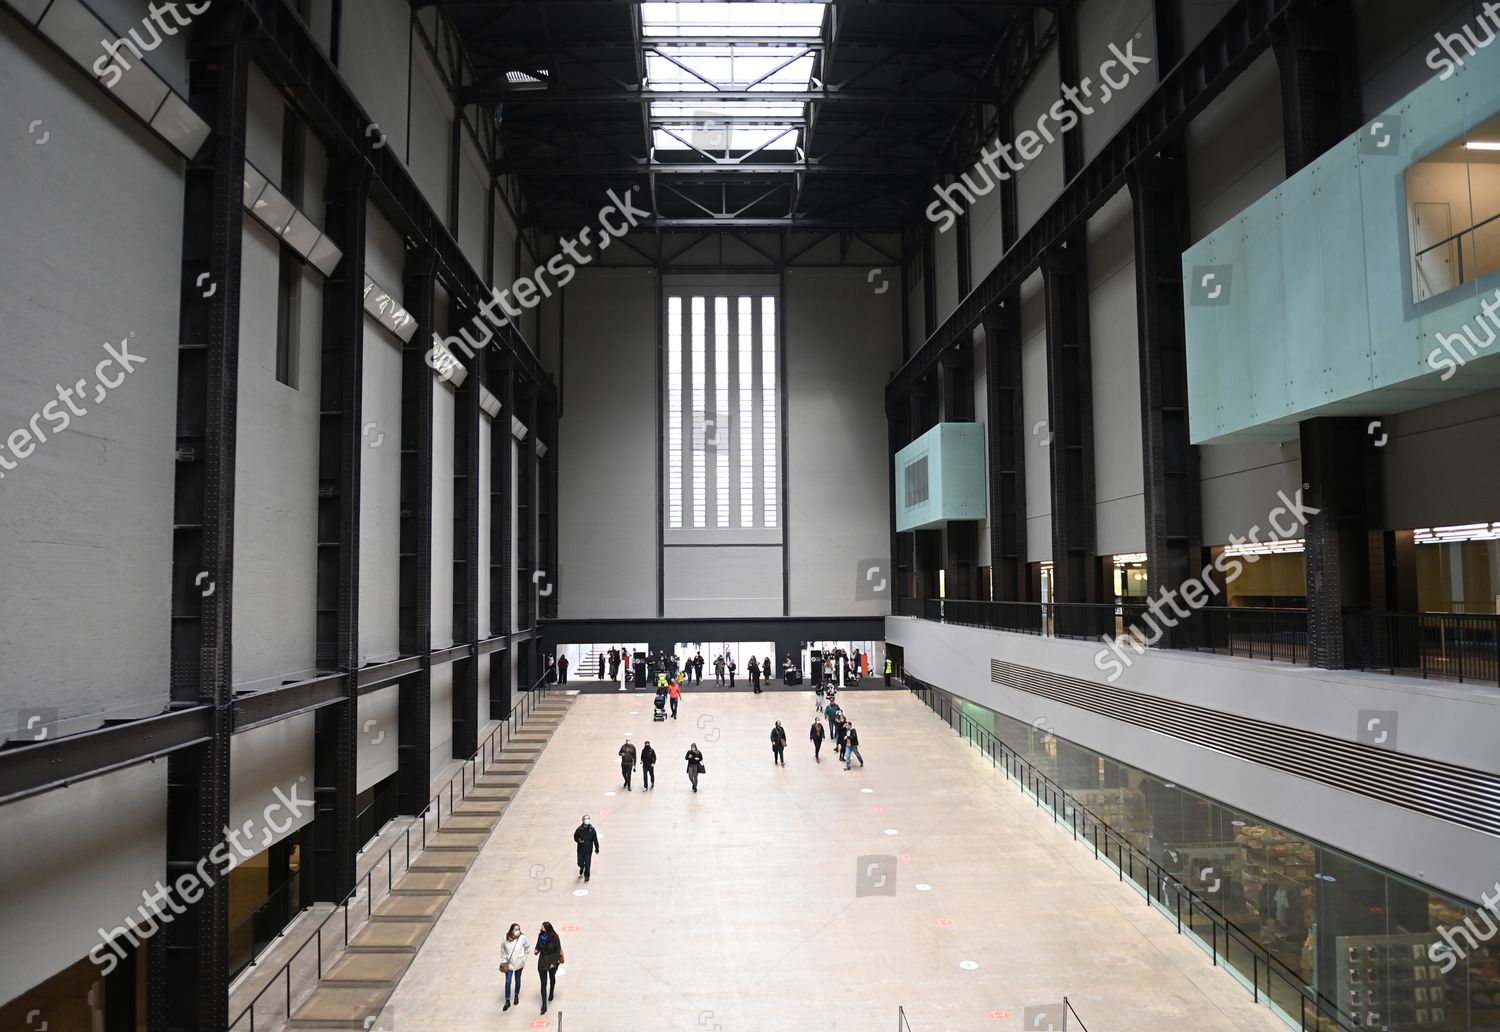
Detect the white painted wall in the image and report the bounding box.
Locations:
[888,615,1500,904]
[408,42,451,226]
[933,217,960,324]
[0,28,180,733]
[1015,46,1066,238]
[663,546,782,617]
[1075,0,1157,164]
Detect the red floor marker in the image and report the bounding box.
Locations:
[561,924,580,932]
[988,1011,1010,1020]
[898,854,913,861]
[870,805,885,814]
[935,918,953,927]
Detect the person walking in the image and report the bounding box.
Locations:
[770,721,787,765]
[597,653,605,680]
[557,654,569,684]
[641,741,657,790]
[620,649,631,691]
[727,656,737,688]
[608,647,620,681]
[619,737,637,791]
[668,678,681,719]
[574,816,599,882]
[834,716,849,763]
[824,697,841,740]
[809,718,825,762]
[714,655,725,686]
[749,654,761,693]
[499,922,529,1011]
[694,651,704,685]
[844,723,865,769]
[762,656,772,687]
[685,743,704,792]
[535,922,563,1014]
[884,656,893,686]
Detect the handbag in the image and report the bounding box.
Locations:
[698,760,706,773]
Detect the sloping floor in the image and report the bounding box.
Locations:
[372,689,1289,1032]
[274,693,577,1030]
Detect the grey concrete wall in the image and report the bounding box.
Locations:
[1383,388,1500,529]
[338,0,412,163]
[431,661,454,772]
[432,379,456,650]
[557,268,660,618]
[888,615,1500,905]
[0,764,166,1006]
[358,683,401,793]
[1021,271,1052,563]
[1076,0,1158,164]
[0,27,180,733]
[228,713,316,853]
[1015,46,1066,239]
[1355,0,1472,115]
[784,268,903,615]
[1086,190,1146,556]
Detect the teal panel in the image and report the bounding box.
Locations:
[1185,37,1500,444]
[893,423,988,531]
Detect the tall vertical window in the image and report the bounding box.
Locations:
[737,297,754,527]
[761,295,778,527]
[690,297,707,528]
[665,289,780,531]
[666,296,683,527]
[713,297,730,527]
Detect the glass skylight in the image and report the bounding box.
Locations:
[642,2,828,156]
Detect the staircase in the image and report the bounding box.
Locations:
[280,693,576,1030]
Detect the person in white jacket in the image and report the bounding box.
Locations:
[499,923,529,1011]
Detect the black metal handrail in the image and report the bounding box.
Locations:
[229,671,555,1031]
[1344,609,1500,686]
[908,679,1355,1032]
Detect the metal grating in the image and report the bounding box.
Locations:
[990,659,1500,838]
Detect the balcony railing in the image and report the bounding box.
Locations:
[898,597,1500,686]
[905,597,1311,663]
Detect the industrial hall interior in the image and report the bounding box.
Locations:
[4,0,1500,1030]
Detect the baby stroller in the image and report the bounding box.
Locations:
[653,685,669,722]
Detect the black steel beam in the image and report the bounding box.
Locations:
[232,673,350,732]
[1128,156,1202,643]
[0,708,213,807]
[1042,242,1099,627]
[398,248,437,813]
[888,0,1307,406]
[309,149,369,905]
[1269,0,1361,175]
[153,9,249,1028]
[466,87,1005,105]
[983,297,1029,602]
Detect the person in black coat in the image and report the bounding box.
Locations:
[534,921,564,1015]
[809,719,825,762]
[573,817,599,882]
[762,656,772,686]
[641,741,657,790]
[770,721,787,765]
[685,743,704,792]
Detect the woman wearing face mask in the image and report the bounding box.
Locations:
[535,921,564,1014]
[498,922,529,1012]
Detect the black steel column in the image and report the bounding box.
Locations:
[397,250,436,812]
[516,381,539,630]
[1056,3,1084,181]
[154,10,248,1030]
[310,148,370,903]
[983,296,1028,603]
[1270,0,1361,175]
[955,207,973,298]
[489,355,513,717]
[1128,155,1202,648]
[1300,417,1383,669]
[1042,241,1100,633]
[451,298,481,759]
